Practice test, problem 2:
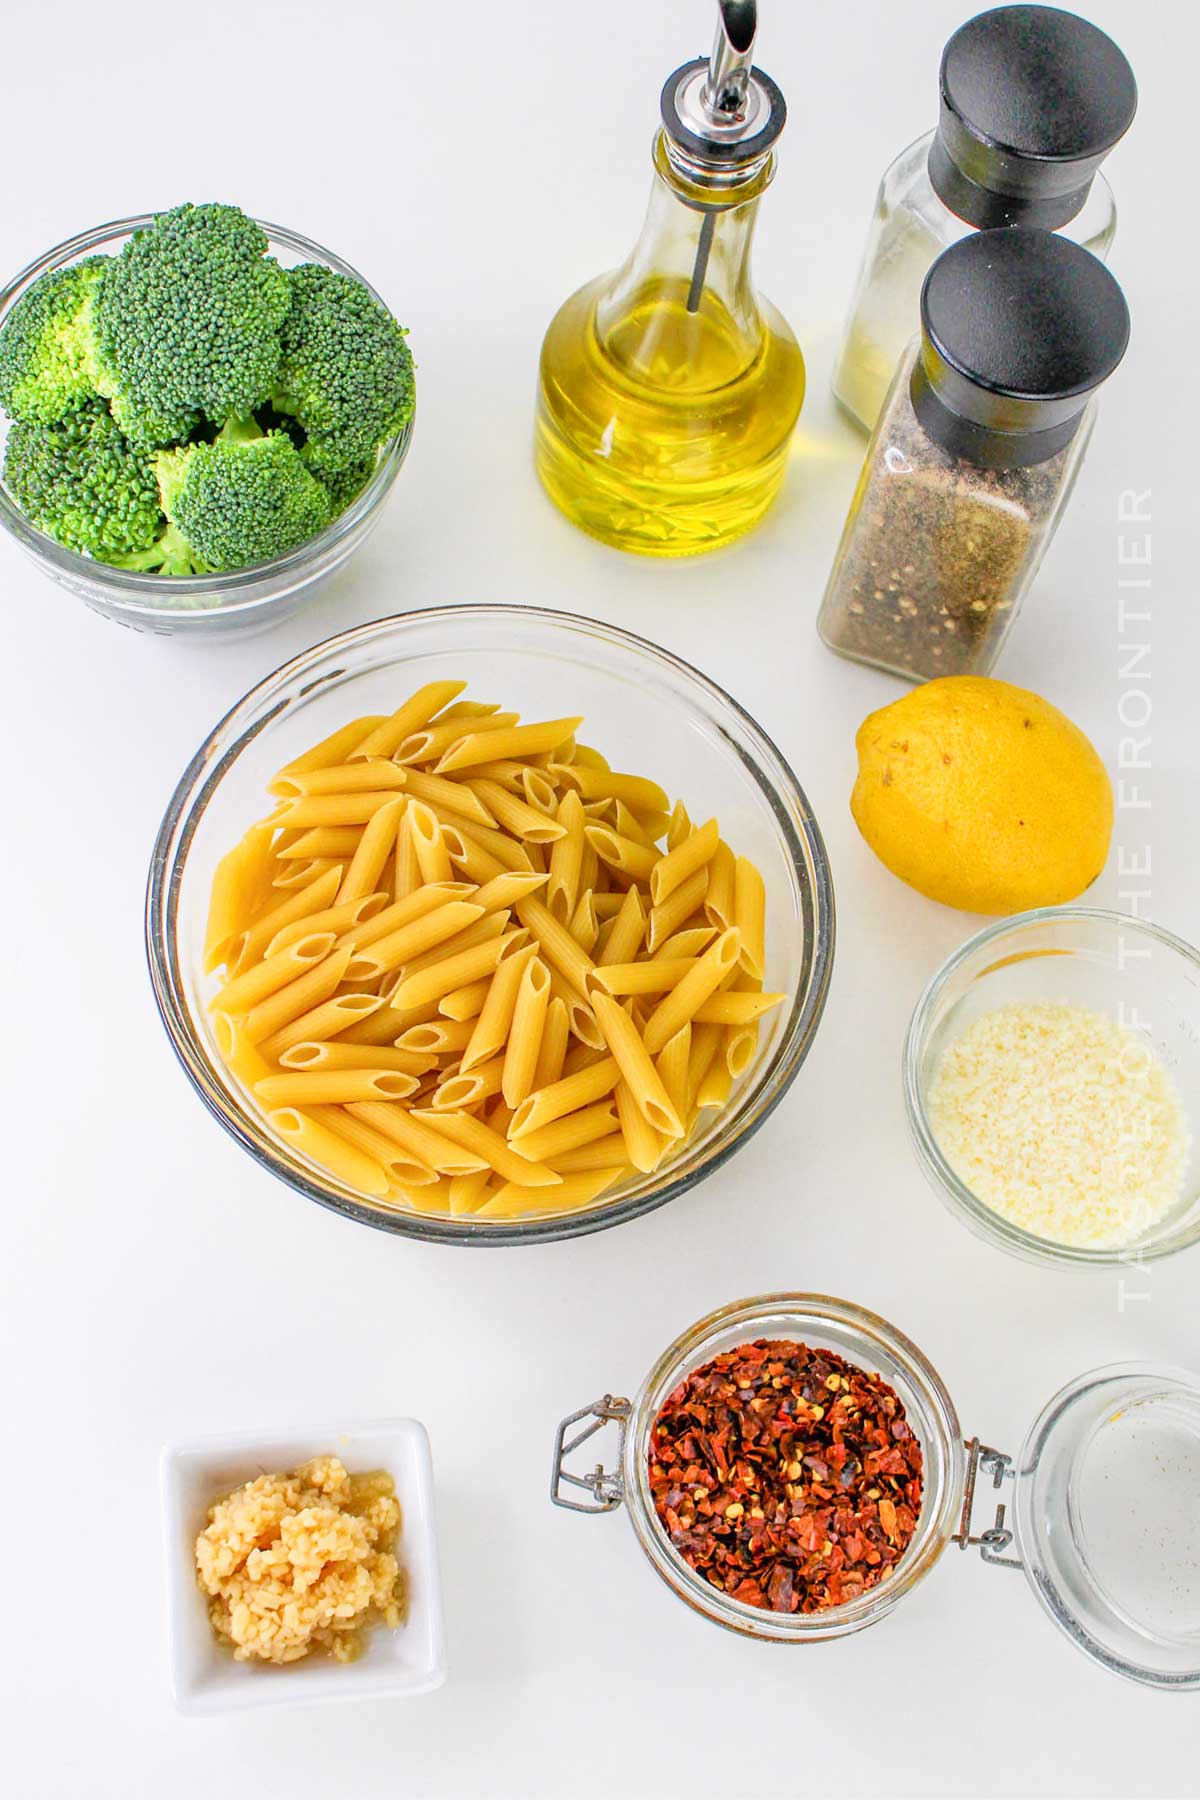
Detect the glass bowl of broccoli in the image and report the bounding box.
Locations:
[0,207,414,636]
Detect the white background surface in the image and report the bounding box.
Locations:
[1,2,1196,1795]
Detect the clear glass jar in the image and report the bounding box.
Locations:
[817,337,1096,683]
[553,1293,1200,1686]
[904,908,1200,1268]
[831,131,1116,433]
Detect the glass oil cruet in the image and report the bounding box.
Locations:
[534,1,805,557]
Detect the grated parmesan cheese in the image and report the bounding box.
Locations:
[927,1000,1192,1250]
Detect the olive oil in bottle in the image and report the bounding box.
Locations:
[535,2,805,557]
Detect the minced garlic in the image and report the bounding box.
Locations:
[927,1000,1191,1250]
[196,1456,404,1665]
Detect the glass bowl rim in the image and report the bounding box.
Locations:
[145,604,836,1245]
[903,905,1200,1269]
[620,1291,965,1640]
[0,211,412,623]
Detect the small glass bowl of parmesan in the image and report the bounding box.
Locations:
[904,907,1200,1267]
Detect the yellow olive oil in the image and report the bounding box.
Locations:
[536,274,805,557]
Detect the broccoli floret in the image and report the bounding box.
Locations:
[314,450,379,512]
[2,398,164,559]
[271,263,414,479]
[94,204,290,447]
[0,258,110,424]
[113,417,333,573]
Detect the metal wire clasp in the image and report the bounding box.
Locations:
[551,1395,632,1514]
[953,1436,1023,1569]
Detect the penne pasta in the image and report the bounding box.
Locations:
[568,890,600,954]
[393,805,422,900]
[345,1101,483,1175]
[655,1023,692,1128]
[306,1105,439,1188]
[733,855,766,980]
[474,1168,623,1219]
[690,991,785,1024]
[212,932,337,1017]
[407,800,453,885]
[388,930,516,1012]
[349,680,468,762]
[585,824,660,884]
[596,886,646,968]
[551,765,670,814]
[703,838,737,931]
[206,677,777,1226]
[229,864,343,971]
[646,865,709,953]
[395,711,520,768]
[471,871,549,914]
[401,767,498,825]
[267,892,388,957]
[277,827,364,861]
[433,1054,507,1112]
[509,1055,621,1140]
[335,883,474,953]
[650,816,720,907]
[278,791,408,829]
[616,1078,668,1174]
[269,1107,389,1196]
[467,779,566,844]
[516,896,595,999]
[271,716,388,782]
[532,995,570,1092]
[269,759,409,799]
[435,717,584,774]
[509,1099,617,1165]
[337,797,406,903]
[589,958,697,997]
[502,955,552,1109]
[257,992,383,1061]
[345,900,486,982]
[255,1070,421,1106]
[438,977,492,1021]
[546,789,586,922]
[410,1109,561,1187]
[642,928,743,1055]
[243,948,353,1045]
[204,822,277,973]
[278,1042,432,1074]
[589,993,684,1139]
[547,1134,630,1175]
[460,943,537,1072]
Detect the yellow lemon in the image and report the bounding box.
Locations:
[851,677,1112,914]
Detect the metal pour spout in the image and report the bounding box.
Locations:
[701,1,758,122]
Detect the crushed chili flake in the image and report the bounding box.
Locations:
[647,1339,923,1614]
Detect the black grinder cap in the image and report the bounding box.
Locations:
[929,5,1137,230]
[911,228,1130,468]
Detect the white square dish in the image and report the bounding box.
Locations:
[162,1417,446,1715]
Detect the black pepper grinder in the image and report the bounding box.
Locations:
[818,229,1130,683]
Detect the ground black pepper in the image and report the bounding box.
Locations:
[819,348,1080,682]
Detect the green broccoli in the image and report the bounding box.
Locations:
[2,398,164,559]
[314,450,380,512]
[272,262,414,479]
[0,258,110,425]
[112,417,333,574]
[94,204,290,447]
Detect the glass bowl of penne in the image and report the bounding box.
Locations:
[147,606,835,1242]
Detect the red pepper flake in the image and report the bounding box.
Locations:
[647,1339,924,1615]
